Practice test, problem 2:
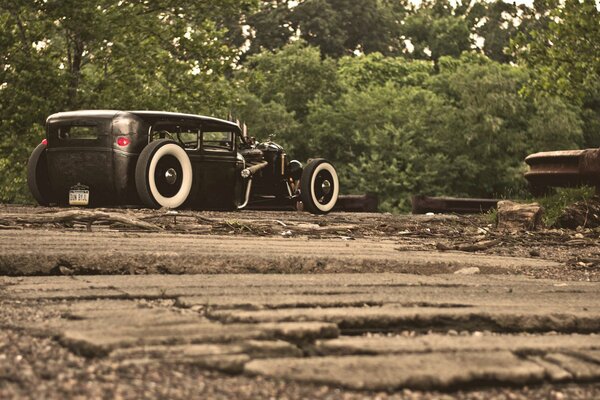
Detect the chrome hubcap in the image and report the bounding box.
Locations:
[321,180,331,195]
[165,168,177,184]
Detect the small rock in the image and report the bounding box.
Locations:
[454,267,480,275]
[529,249,540,257]
[447,330,458,336]
[436,242,453,251]
[551,391,565,400]
[58,266,74,275]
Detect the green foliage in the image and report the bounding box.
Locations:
[285,50,581,212]
[243,0,406,58]
[536,187,596,227]
[308,84,455,211]
[515,0,600,105]
[337,53,433,90]
[0,0,594,211]
[239,42,339,120]
[402,3,472,63]
[514,0,600,148]
[232,42,339,159]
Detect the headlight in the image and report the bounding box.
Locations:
[241,168,251,178]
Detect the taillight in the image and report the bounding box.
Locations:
[41,138,47,146]
[117,136,130,147]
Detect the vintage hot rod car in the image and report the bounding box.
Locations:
[27,110,339,214]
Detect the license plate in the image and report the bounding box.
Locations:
[69,189,89,206]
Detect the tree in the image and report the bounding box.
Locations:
[307,52,584,210]
[337,52,433,90]
[0,0,256,202]
[467,0,520,63]
[429,54,583,196]
[307,82,457,211]
[244,0,407,59]
[514,0,599,105]
[232,42,340,159]
[513,0,600,147]
[402,0,472,63]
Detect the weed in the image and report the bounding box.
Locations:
[536,186,596,227]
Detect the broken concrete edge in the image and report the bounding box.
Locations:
[313,334,600,357]
[108,340,305,374]
[175,296,386,311]
[115,353,252,375]
[242,352,549,391]
[56,321,339,359]
[109,340,303,362]
[242,350,600,391]
[208,309,600,335]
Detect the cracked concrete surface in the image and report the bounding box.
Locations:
[2,273,600,393]
[1,208,599,398]
[0,230,561,276]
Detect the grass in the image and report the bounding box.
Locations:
[484,186,596,228]
[536,186,596,227]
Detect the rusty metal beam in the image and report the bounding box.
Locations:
[333,194,379,213]
[245,194,379,213]
[411,196,498,214]
[524,148,600,195]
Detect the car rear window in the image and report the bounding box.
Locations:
[58,125,98,140]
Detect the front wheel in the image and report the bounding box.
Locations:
[27,142,53,206]
[300,158,339,214]
[135,140,193,209]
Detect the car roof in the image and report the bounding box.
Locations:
[46,110,241,131]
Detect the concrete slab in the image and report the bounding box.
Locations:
[110,340,302,361]
[526,355,573,382]
[6,273,597,305]
[0,230,561,275]
[176,287,600,310]
[544,352,600,380]
[210,306,600,334]
[4,273,600,392]
[316,334,600,355]
[59,321,337,357]
[107,340,302,373]
[244,351,546,390]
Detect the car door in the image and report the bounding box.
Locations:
[197,126,238,209]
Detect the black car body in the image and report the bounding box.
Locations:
[27,110,339,213]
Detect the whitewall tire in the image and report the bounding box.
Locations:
[300,158,339,214]
[135,140,192,208]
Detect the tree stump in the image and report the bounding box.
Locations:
[496,200,544,231]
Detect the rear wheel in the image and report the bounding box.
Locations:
[300,158,339,214]
[27,142,52,206]
[135,140,193,209]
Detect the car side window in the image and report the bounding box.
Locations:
[150,124,199,150]
[201,130,234,152]
[177,127,199,150]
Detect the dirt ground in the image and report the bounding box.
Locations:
[1,204,600,399]
[1,204,599,281]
